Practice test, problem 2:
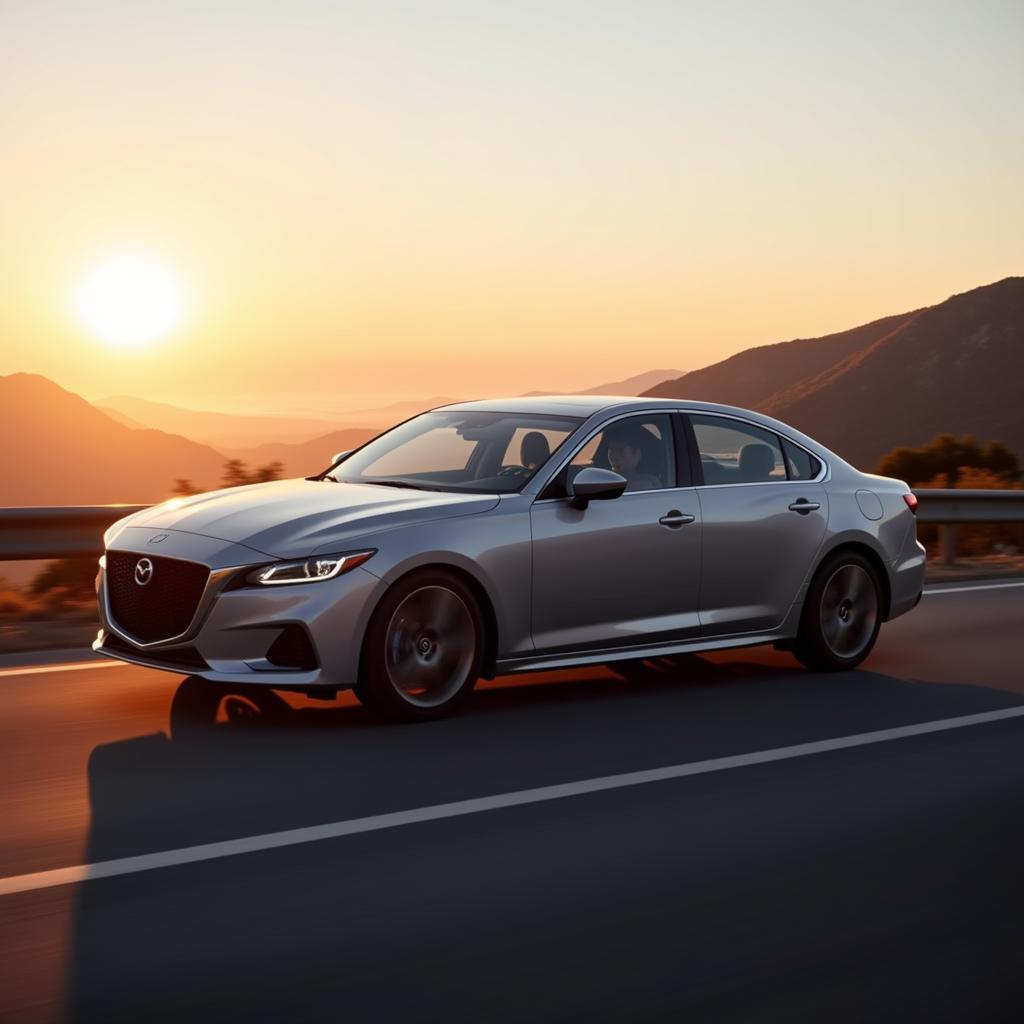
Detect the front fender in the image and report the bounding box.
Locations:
[356,500,534,659]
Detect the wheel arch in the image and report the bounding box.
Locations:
[359,561,500,681]
[811,539,893,620]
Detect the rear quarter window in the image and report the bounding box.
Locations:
[782,439,822,480]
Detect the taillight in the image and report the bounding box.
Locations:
[903,493,918,515]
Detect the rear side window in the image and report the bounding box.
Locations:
[689,415,786,484]
[782,439,822,481]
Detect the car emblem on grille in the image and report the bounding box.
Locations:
[134,558,154,586]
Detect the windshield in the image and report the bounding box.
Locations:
[326,410,583,493]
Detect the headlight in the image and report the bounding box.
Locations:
[245,549,375,586]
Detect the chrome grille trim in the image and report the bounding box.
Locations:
[102,552,245,648]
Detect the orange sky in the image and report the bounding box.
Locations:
[1,1,1022,414]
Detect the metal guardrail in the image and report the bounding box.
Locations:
[0,506,148,560]
[914,489,1024,523]
[0,490,1021,563]
[914,489,1024,565]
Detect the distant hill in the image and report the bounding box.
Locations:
[646,317,913,412]
[97,406,148,431]
[579,368,686,395]
[333,396,460,425]
[95,395,342,449]
[0,374,228,505]
[645,278,1023,469]
[220,373,680,473]
[93,374,687,456]
[224,428,380,478]
[95,393,462,447]
[522,368,685,399]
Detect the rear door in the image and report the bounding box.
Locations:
[685,413,828,635]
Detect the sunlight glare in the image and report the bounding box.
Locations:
[74,254,187,348]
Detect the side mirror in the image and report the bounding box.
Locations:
[569,467,627,509]
[331,450,353,466]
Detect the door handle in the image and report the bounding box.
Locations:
[788,499,821,514]
[659,510,695,527]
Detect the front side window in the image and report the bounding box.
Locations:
[543,414,677,498]
[328,411,581,493]
[690,415,787,484]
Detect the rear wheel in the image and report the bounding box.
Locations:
[356,569,484,721]
[793,552,882,671]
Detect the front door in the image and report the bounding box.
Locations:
[530,413,701,654]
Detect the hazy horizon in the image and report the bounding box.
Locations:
[2,1,1022,408]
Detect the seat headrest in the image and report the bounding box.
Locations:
[738,443,776,481]
[520,431,551,467]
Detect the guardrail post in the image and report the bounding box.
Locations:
[941,523,957,566]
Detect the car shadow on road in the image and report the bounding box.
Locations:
[78,650,1024,866]
[62,649,1024,1022]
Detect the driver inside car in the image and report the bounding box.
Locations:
[520,431,551,471]
[604,422,662,491]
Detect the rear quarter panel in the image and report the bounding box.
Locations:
[822,483,912,565]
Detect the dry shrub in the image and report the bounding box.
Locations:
[0,580,41,620]
[0,561,100,622]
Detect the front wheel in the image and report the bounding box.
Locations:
[793,552,882,671]
[356,569,485,721]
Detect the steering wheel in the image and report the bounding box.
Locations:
[498,465,532,480]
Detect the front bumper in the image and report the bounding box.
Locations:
[95,531,384,689]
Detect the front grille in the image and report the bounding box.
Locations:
[106,551,210,644]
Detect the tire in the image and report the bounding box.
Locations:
[356,569,485,721]
[793,551,882,672]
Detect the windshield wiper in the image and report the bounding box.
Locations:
[360,478,441,492]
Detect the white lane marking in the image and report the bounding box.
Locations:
[925,581,1024,595]
[0,660,129,679]
[2,703,1023,898]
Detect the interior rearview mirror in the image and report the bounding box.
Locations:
[569,467,628,509]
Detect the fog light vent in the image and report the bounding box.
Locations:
[265,625,318,671]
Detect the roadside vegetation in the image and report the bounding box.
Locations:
[876,434,1023,559]
[173,458,285,496]
[876,434,1020,488]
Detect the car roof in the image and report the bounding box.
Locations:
[438,394,782,420]
[441,395,682,417]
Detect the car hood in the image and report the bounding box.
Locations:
[115,478,500,559]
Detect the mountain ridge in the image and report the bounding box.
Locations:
[645,277,1023,468]
[0,373,228,505]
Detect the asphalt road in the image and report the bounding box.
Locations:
[2,582,1023,1023]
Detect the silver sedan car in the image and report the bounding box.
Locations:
[95,397,926,719]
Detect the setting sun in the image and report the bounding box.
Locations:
[73,254,187,349]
